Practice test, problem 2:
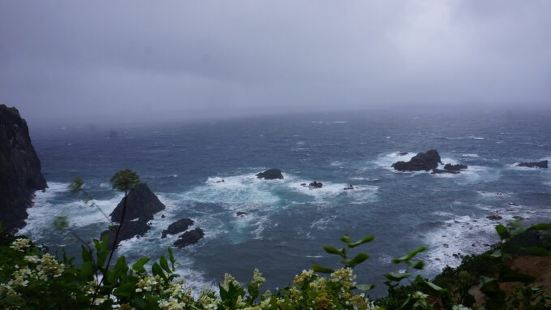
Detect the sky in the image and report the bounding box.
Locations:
[1,0,550,125]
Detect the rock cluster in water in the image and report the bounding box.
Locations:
[161,218,194,238]
[102,184,205,248]
[392,149,469,174]
[0,105,47,232]
[173,228,205,248]
[256,168,283,180]
[392,149,443,172]
[517,160,548,169]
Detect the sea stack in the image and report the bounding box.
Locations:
[256,168,284,180]
[392,149,442,172]
[102,183,165,247]
[0,105,47,232]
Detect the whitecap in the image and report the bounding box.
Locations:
[373,151,415,172]
[20,182,122,240]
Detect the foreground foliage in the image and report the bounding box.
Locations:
[2,222,550,309]
[1,170,550,309]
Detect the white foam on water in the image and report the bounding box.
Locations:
[20,182,122,240]
[441,165,501,185]
[330,161,344,167]
[424,204,539,273]
[180,174,281,205]
[461,153,479,158]
[424,215,499,272]
[310,216,337,231]
[477,191,512,199]
[287,178,378,204]
[373,151,415,172]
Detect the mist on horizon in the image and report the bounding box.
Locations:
[1,0,550,126]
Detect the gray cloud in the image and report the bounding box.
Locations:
[1,0,550,125]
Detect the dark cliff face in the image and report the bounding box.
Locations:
[0,105,47,232]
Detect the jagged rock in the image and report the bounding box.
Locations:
[309,181,323,189]
[487,214,503,221]
[0,105,47,232]
[173,228,204,248]
[110,183,165,223]
[161,218,194,238]
[102,183,165,247]
[343,184,354,190]
[392,149,442,172]
[256,168,283,180]
[517,160,548,169]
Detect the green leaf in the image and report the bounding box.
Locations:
[340,235,353,245]
[356,284,375,291]
[68,177,84,193]
[346,252,369,268]
[167,247,175,270]
[94,238,109,270]
[81,246,93,263]
[392,246,427,264]
[385,272,411,282]
[111,169,140,192]
[132,257,150,272]
[79,261,94,279]
[424,280,447,293]
[323,245,345,258]
[348,235,375,248]
[152,263,166,280]
[530,223,551,231]
[312,264,334,274]
[159,256,171,273]
[495,224,511,240]
[410,260,425,270]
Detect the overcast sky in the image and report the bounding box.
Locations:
[1,0,550,125]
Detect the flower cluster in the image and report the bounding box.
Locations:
[9,238,31,252]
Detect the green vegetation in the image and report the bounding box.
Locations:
[1,171,550,309]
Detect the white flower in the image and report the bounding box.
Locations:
[10,238,31,252]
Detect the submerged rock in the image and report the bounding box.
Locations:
[517,160,548,169]
[161,218,194,238]
[0,105,47,232]
[487,214,503,221]
[392,149,442,172]
[256,168,284,180]
[432,163,468,174]
[309,181,323,189]
[236,211,248,217]
[173,228,205,248]
[444,163,468,172]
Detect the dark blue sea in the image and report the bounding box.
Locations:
[20,109,551,296]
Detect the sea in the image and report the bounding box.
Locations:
[19,109,551,296]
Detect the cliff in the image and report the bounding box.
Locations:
[0,104,47,232]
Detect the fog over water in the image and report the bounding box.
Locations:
[1,0,551,126]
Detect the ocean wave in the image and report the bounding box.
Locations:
[424,204,541,273]
[20,182,123,240]
[373,151,415,172]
